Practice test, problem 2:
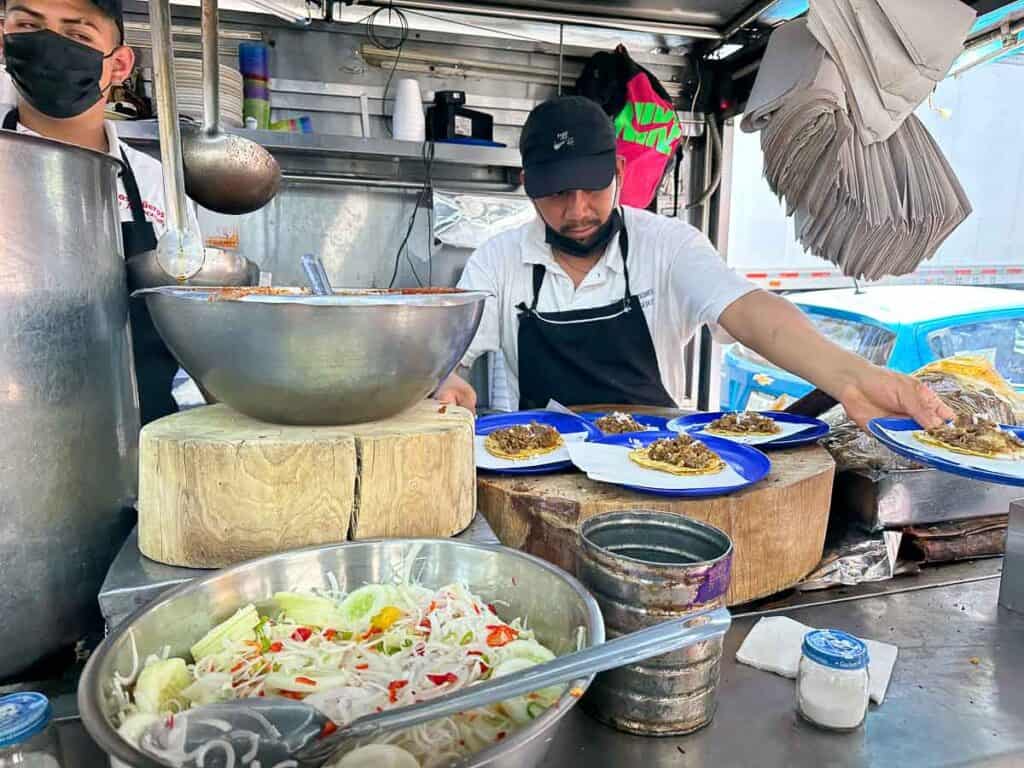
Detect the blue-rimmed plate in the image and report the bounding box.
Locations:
[567,430,771,497]
[580,411,669,435]
[667,411,829,449]
[475,410,601,474]
[867,417,1024,487]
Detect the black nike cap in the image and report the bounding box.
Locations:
[519,95,617,199]
[91,0,124,42]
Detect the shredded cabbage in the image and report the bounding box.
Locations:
[112,581,564,768]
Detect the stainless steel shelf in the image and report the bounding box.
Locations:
[116,120,523,188]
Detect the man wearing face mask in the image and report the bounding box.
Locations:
[1,0,201,426]
[437,96,952,430]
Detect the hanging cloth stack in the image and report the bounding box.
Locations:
[741,0,977,281]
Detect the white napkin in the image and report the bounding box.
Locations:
[736,616,898,705]
[691,420,813,446]
[474,431,587,471]
[567,442,749,491]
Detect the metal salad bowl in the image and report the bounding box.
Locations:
[132,286,487,425]
[78,539,604,768]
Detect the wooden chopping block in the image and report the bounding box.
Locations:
[478,444,835,605]
[139,401,474,568]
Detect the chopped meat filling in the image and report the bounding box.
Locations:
[925,415,1024,455]
[489,422,561,453]
[709,412,780,434]
[595,412,646,435]
[646,435,720,469]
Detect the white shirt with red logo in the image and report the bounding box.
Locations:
[5,105,201,240]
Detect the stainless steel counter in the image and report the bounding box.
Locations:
[541,571,1024,768]
[47,551,1024,767]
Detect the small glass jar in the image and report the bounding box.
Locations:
[0,693,62,768]
[796,629,870,732]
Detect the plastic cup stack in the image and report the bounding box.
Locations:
[238,42,272,130]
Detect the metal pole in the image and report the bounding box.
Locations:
[358,0,723,39]
[557,24,564,96]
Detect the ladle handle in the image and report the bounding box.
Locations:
[201,0,220,134]
[308,606,731,759]
[149,0,191,239]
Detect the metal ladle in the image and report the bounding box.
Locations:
[149,0,205,280]
[140,606,731,767]
[181,0,281,215]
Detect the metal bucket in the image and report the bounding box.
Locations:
[578,510,733,736]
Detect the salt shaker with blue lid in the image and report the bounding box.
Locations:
[796,629,870,731]
[0,692,62,767]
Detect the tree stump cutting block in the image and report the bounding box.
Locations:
[478,445,835,605]
[139,401,474,568]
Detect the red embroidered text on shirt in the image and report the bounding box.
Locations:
[117,193,166,225]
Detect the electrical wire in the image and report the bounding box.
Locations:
[389,139,436,288]
[366,3,410,138]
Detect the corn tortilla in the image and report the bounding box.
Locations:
[628,447,726,476]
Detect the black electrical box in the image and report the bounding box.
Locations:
[426,90,494,142]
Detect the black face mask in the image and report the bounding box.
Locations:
[544,208,623,258]
[3,30,115,119]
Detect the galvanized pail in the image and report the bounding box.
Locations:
[578,510,733,735]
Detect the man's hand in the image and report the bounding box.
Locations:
[436,372,478,413]
[834,364,954,430]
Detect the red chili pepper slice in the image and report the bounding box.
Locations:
[280,690,305,700]
[388,680,409,703]
[487,604,497,615]
[269,641,283,653]
[355,663,369,670]
[291,627,313,642]
[485,625,518,648]
[319,721,338,739]
[361,626,383,641]
[427,672,458,686]
[295,676,318,686]
[230,662,245,673]
[323,628,338,640]
[418,618,432,631]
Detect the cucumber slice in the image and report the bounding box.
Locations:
[337,585,400,632]
[495,639,556,666]
[189,604,260,661]
[331,744,420,768]
[491,658,564,724]
[273,592,345,628]
[133,658,192,714]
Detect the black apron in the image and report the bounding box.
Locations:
[4,108,179,426]
[516,222,677,410]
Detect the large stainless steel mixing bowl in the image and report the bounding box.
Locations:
[133,286,487,425]
[78,539,604,768]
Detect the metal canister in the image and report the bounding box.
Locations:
[578,510,733,736]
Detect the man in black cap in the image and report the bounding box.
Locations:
[437,95,951,429]
[2,0,201,426]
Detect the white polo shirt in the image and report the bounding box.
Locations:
[456,205,759,408]
[4,102,201,239]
